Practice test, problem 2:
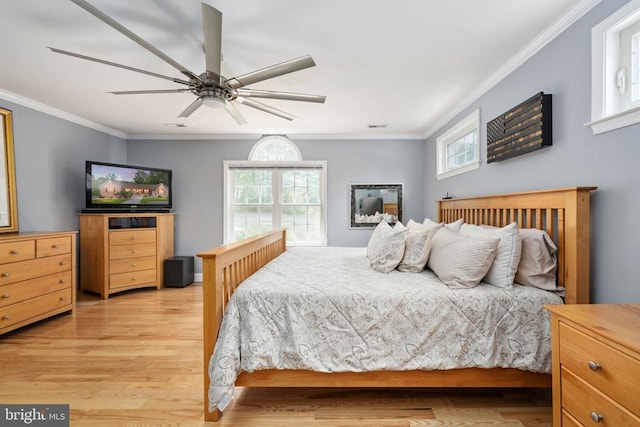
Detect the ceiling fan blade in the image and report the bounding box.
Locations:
[225,101,248,125]
[109,89,191,95]
[226,55,316,89]
[236,98,295,121]
[201,3,222,81]
[236,88,325,103]
[48,47,191,85]
[70,0,201,82]
[178,98,203,118]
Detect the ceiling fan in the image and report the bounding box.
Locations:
[49,0,326,124]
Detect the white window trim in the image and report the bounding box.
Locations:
[587,0,640,134]
[223,160,328,246]
[436,109,480,180]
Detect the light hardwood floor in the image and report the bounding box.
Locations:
[0,284,553,426]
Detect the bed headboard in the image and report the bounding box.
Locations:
[437,187,596,305]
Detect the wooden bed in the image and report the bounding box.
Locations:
[197,186,596,421]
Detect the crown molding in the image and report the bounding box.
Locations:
[423,0,602,139]
[0,88,127,139]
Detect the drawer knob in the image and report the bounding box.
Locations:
[60,296,66,301]
[60,261,67,266]
[590,412,603,423]
[60,279,66,283]
[2,315,9,320]
[588,361,601,371]
[131,236,137,240]
[10,250,18,255]
[132,277,137,281]
[1,294,9,299]
[131,263,137,267]
[1,272,9,278]
[52,244,60,249]
[131,250,136,254]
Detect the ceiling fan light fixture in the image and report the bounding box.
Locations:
[202,96,225,109]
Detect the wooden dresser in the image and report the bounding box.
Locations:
[79,213,174,299]
[546,304,640,426]
[0,231,77,335]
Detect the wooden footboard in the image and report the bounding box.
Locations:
[198,187,596,421]
[197,229,286,421]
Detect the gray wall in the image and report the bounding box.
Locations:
[127,137,425,273]
[0,99,127,232]
[423,0,639,304]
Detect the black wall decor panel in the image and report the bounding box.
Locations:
[487,92,552,163]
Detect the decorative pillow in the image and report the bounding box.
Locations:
[398,221,443,272]
[366,220,406,273]
[516,228,559,291]
[427,227,500,289]
[459,222,522,289]
[423,217,463,231]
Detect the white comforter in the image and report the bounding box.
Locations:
[208,247,563,411]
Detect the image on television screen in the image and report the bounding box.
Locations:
[89,163,170,206]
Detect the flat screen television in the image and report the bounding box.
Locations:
[85,160,172,212]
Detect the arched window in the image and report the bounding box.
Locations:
[249,135,302,161]
[224,136,327,246]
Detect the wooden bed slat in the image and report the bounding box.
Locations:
[199,187,596,421]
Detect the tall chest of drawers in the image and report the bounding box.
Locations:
[0,231,77,335]
[546,304,640,427]
[79,213,174,299]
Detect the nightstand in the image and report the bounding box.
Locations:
[546,304,640,426]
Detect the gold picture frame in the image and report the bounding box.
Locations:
[0,107,18,233]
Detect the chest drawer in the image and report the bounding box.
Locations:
[110,269,156,289]
[0,288,72,332]
[36,236,72,258]
[109,243,156,260]
[110,256,156,274]
[0,271,71,308]
[110,229,156,246]
[0,240,35,264]
[0,254,72,286]
[561,410,582,427]
[561,367,640,426]
[559,322,640,416]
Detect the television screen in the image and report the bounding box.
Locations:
[85,160,172,212]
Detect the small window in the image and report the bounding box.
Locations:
[436,110,480,180]
[589,0,640,134]
[248,135,302,161]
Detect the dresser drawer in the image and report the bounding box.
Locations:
[561,367,640,426]
[0,288,72,331]
[110,256,156,274]
[36,236,72,258]
[109,243,156,260]
[0,254,72,286]
[0,240,35,264]
[110,269,156,289]
[0,271,71,308]
[559,322,640,416]
[561,410,583,427]
[110,229,156,246]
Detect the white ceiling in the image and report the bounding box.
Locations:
[0,0,592,139]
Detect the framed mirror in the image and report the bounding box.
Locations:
[0,107,18,233]
[350,183,403,228]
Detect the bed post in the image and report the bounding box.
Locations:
[563,187,594,304]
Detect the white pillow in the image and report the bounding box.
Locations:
[516,228,559,291]
[398,221,443,272]
[459,222,522,289]
[366,220,406,273]
[424,217,463,231]
[427,227,500,289]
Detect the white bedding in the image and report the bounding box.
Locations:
[208,246,563,411]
